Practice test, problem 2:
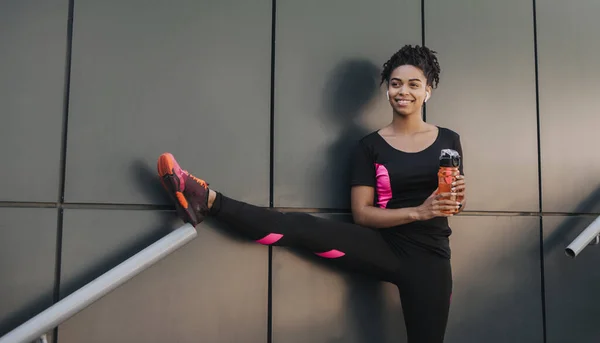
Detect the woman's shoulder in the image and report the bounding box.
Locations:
[436,126,461,140]
[357,130,382,146]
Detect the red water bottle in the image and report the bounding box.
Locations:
[438,149,461,214]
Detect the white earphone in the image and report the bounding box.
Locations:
[386,90,389,100]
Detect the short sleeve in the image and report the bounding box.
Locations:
[350,140,376,187]
[453,133,465,175]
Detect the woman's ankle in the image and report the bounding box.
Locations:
[208,189,217,209]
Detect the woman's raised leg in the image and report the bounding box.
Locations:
[157,152,402,283]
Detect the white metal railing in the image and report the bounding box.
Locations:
[565,216,600,258]
[0,223,197,343]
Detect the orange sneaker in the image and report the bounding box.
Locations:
[157,153,210,226]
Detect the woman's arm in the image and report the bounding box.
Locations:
[351,185,459,229]
[351,186,420,228]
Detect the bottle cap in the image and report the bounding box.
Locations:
[439,149,461,168]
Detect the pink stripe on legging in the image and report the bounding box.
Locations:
[315,249,345,258]
[256,233,283,245]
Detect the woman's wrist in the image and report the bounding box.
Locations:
[410,206,423,221]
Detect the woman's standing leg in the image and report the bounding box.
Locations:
[157,152,402,282]
[397,251,453,343]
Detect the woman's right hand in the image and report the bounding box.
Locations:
[416,188,461,221]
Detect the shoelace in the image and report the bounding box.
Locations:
[185,170,209,187]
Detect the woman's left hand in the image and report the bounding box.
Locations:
[452,175,466,212]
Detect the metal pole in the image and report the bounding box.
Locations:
[565,216,600,258]
[0,224,197,343]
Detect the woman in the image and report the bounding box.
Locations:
[157,45,466,343]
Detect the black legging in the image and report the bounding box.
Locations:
[210,193,452,343]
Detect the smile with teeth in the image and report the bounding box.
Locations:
[396,99,414,105]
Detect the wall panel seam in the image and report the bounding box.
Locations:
[52,0,75,341]
[268,0,277,342]
[532,0,547,341]
[421,0,427,122]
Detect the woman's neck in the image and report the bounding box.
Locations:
[390,112,428,134]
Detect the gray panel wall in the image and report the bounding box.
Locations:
[537,0,600,213]
[1,0,600,342]
[57,210,268,343]
[65,0,272,206]
[425,0,539,212]
[0,209,57,338]
[0,0,68,202]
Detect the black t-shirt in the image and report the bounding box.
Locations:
[350,126,464,259]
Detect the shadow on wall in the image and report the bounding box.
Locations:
[320,59,381,209]
[56,160,180,295]
[270,60,406,342]
[0,287,54,338]
[281,223,406,343]
[540,186,600,342]
[58,159,179,295]
[543,186,600,256]
[58,221,172,299]
[322,60,403,342]
[130,159,173,206]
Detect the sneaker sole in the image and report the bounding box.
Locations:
[157,153,199,225]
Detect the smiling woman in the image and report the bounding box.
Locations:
[387,65,431,114]
[154,44,466,343]
[382,45,439,116]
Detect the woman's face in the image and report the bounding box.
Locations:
[387,65,431,116]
